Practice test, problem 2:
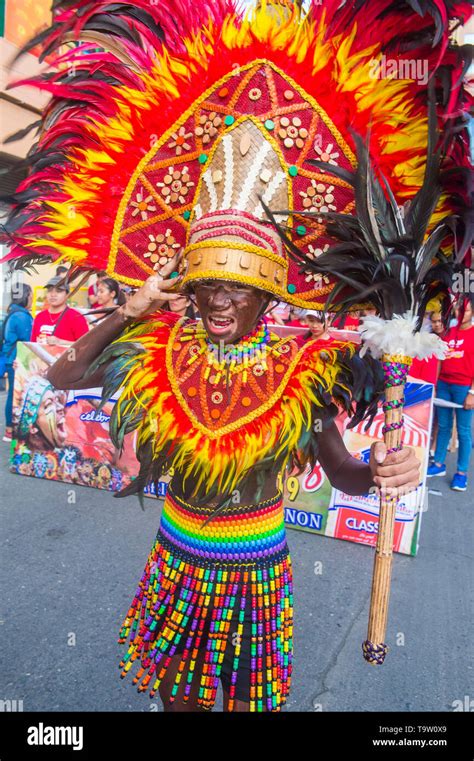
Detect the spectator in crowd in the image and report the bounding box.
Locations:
[55,264,83,288]
[163,292,197,319]
[55,264,69,279]
[295,311,335,348]
[266,302,291,325]
[331,310,360,331]
[360,307,377,318]
[31,277,89,346]
[427,296,474,491]
[87,278,127,325]
[430,310,445,336]
[96,278,126,309]
[409,310,445,385]
[88,271,107,308]
[2,283,34,442]
[286,306,307,329]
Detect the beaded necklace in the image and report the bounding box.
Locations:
[181,318,272,385]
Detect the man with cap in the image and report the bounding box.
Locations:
[31,276,89,346]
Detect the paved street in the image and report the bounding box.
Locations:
[0,393,472,713]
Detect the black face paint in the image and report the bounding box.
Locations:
[193,281,270,344]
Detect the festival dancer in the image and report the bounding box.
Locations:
[46,253,420,712]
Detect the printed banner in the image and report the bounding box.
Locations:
[283,381,433,556]
[10,342,138,491]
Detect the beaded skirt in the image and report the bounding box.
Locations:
[118,487,293,711]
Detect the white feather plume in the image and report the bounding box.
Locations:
[359,311,448,360]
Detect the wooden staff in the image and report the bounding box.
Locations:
[362,352,413,665]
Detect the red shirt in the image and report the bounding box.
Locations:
[332,314,360,331]
[295,332,337,349]
[439,325,474,386]
[31,307,89,343]
[409,355,439,385]
[88,283,99,309]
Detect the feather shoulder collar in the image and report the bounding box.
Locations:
[93,311,357,499]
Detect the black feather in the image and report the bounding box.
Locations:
[3,121,42,144]
[269,85,467,324]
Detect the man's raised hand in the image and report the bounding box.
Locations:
[118,251,185,320]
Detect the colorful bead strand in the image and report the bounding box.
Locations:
[381,356,412,454]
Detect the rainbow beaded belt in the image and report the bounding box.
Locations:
[159,487,288,563]
[118,488,293,711]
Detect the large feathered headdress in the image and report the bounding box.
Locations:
[1,0,471,309]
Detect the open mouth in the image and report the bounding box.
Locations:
[207,314,235,336]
